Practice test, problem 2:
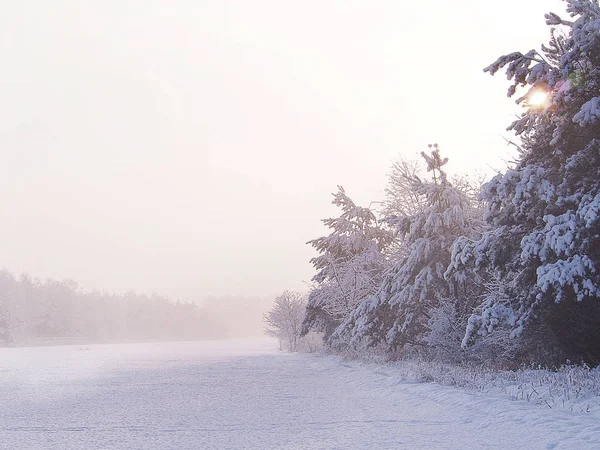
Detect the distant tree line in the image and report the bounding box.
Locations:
[0,270,226,345]
[299,1,600,368]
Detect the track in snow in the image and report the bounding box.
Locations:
[1,339,598,449]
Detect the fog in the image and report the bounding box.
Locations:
[0,0,564,333]
[201,296,276,338]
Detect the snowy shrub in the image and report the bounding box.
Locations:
[298,331,325,353]
[423,302,466,362]
[333,349,600,413]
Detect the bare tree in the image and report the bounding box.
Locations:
[263,291,306,352]
[382,158,426,220]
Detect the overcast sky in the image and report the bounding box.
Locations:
[0,0,565,301]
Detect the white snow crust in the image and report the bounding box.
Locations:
[1,340,598,449]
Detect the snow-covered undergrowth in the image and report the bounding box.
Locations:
[334,349,600,414]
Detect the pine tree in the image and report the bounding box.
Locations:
[448,0,600,365]
[332,147,480,351]
[301,186,392,340]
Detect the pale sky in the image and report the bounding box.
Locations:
[0,0,565,301]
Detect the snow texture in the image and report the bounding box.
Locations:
[1,340,598,449]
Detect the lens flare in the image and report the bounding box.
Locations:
[528,91,549,108]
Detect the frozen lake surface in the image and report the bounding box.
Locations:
[1,339,598,449]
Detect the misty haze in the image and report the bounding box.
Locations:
[2,1,600,449]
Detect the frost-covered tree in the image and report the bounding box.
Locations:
[263,290,306,352]
[0,271,20,343]
[332,146,481,351]
[448,0,600,365]
[0,269,224,345]
[301,187,392,340]
[382,158,427,220]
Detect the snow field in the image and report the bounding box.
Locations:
[1,339,599,449]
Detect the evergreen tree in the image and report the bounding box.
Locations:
[332,147,480,351]
[301,186,392,340]
[448,0,600,365]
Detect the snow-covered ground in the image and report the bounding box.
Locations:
[1,339,599,449]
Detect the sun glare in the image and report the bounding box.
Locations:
[528,90,549,108]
